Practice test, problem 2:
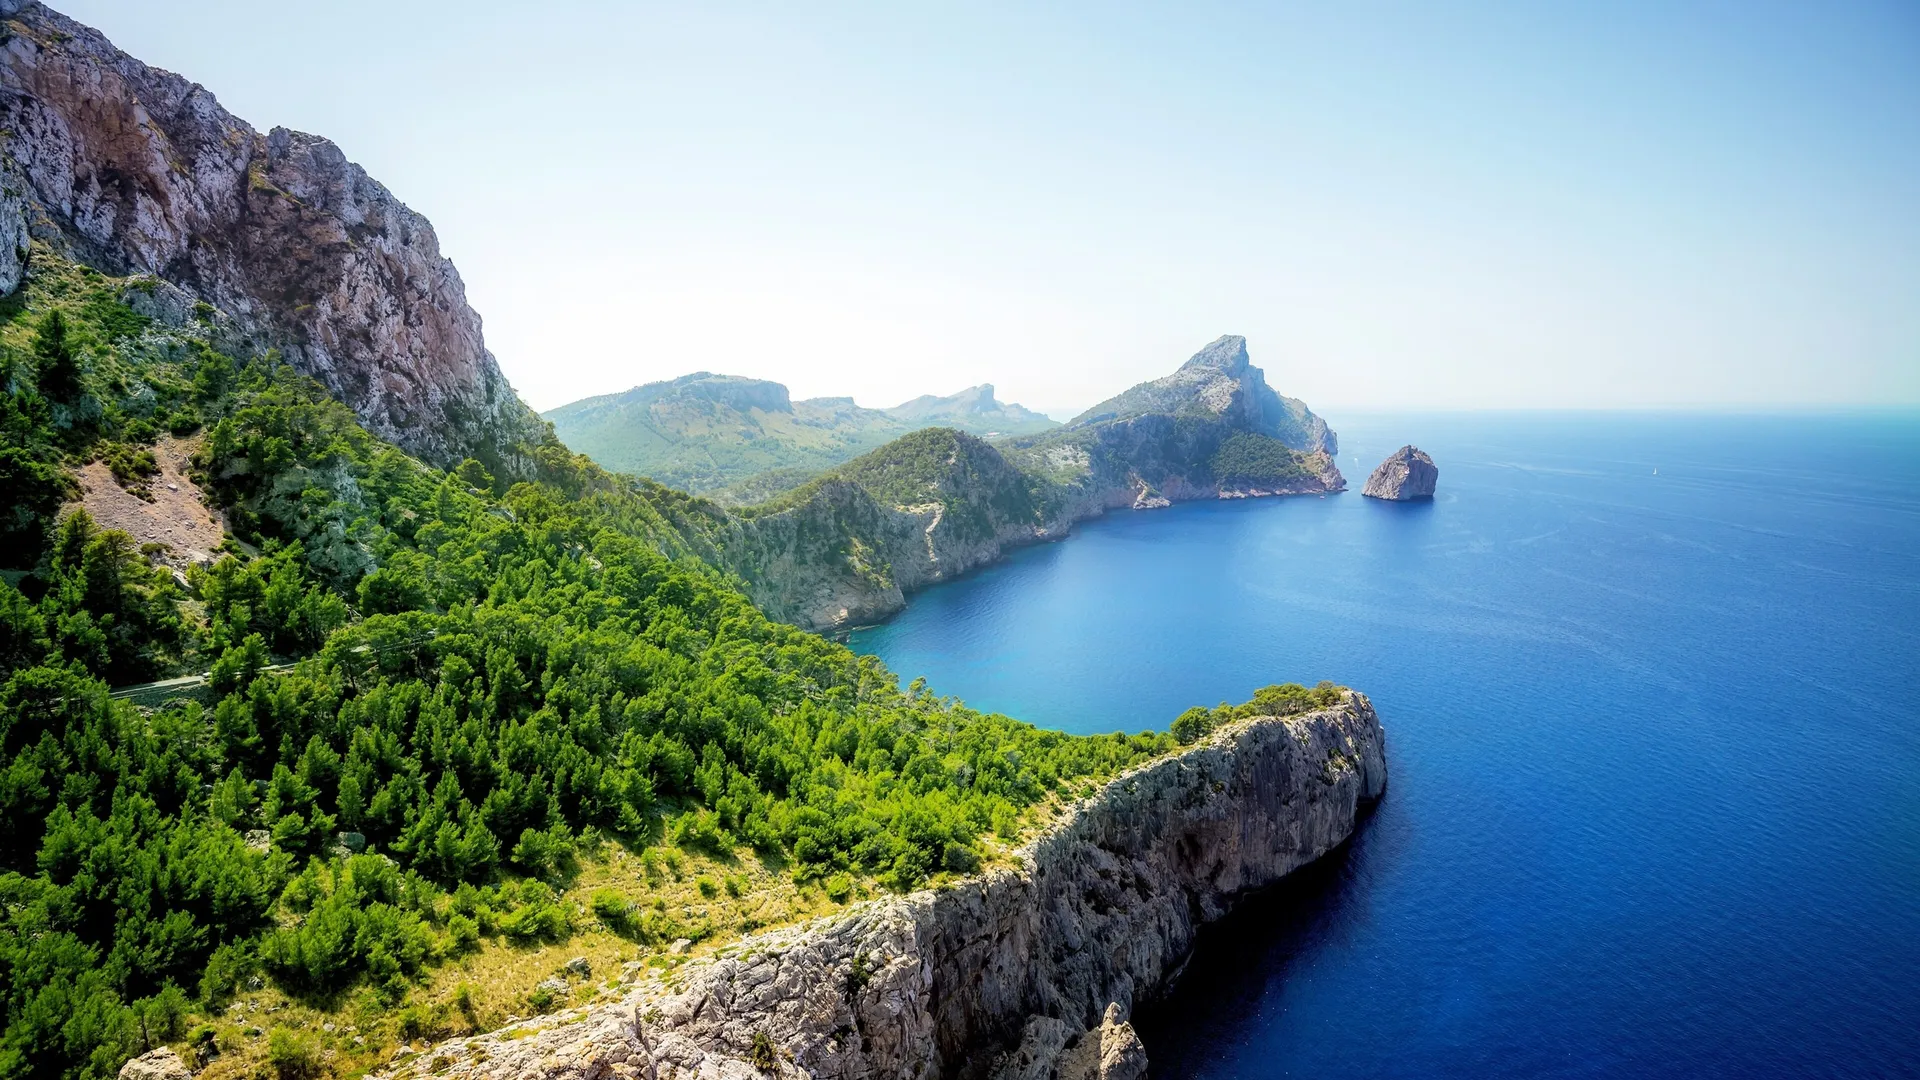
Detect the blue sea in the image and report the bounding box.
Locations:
[849,412,1920,1080]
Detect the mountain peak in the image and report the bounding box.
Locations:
[0,1,544,472]
[1065,336,1332,454]
[883,385,1055,432]
[1178,335,1250,375]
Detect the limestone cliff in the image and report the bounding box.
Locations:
[1067,335,1335,455]
[728,339,1345,632]
[0,1,545,471]
[1362,445,1438,501]
[379,693,1387,1080]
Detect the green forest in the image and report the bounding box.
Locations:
[0,252,1210,1080]
[1207,432,1315,488]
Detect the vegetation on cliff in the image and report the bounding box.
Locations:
[543,374,1054,495]
[0,250,1182,1080]
[743,428,1054,545]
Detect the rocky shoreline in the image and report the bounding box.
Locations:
[737,462,1345,634]
[375,693,1387,1080]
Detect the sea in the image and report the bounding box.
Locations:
[848,411,1920,1080]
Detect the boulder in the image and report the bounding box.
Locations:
[118,1048,192,1080]
[1362,445,1438,500]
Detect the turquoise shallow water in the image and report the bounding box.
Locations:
[850,412,1920,1080]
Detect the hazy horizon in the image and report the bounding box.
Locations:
[61,1,1920,414]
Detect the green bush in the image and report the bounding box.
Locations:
[823,873,854,904]
[266,1028,321,1080]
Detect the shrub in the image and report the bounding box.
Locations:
[447,913,480,954]
[591,888,633,928]
[525,983,558,1014]
[1171,706,1214,745]
[499,900,570,944]
[824,873,853,904]
[267,1028,321,1080]
[747,1030,778,1072]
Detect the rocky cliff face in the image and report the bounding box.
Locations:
[376,694,1387,1080]
[730,341,1347,632]
[0,1,544,471]
[726,431,1076,629]
[1068,335,1335,455]
[1361,445,1438,501]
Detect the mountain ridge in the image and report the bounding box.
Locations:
[543,372,1056,494]
[722,338,1346,630]
[0,0,547,475]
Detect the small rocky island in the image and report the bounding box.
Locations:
[1362,445,1439,500]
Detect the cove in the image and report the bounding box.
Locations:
[850,411,1920,1079]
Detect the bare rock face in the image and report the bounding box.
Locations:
[1362,445,1438,501]
[0,2,545,471]
[379,694,1387,1080]
[117,1048,191,1080]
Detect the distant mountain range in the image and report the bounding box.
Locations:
[543,375,1057,495]
[726,335,1345,629]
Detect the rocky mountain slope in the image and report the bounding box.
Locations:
[882,382,1056,437]
[545,373,1055,494]
[725,337,1346,631]
[373,693,1387,1080]
[1068,334,1334,454]
[0,0,545,473]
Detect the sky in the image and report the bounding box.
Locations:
[58,0,1920,416]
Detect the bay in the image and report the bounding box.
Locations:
[850,411,1920,1079]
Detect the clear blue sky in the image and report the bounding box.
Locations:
[59,1,1920,414]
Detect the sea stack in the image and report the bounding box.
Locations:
[1362,445,1438,500]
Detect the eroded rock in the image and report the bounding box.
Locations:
[1362,445,1438,501]
[117,1048,191,1080]
[0,3,544,471]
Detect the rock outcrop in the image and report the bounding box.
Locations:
[0,2,544,472]
[116,1048,191,1080]
[377,693,1387,1080]
[1067,335,1335,455]
[1361,445,1438,501]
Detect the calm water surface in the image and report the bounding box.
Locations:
[849,412,1920,1080]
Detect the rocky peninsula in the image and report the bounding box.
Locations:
[1362,445,1438,501]
[728,337,1349,632]
[373,693,1388,1080]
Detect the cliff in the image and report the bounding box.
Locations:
[726,430,1073,629]
[1066,335,1335,455]
[727,339,1345,632]
[0,1,545,472]
[375,693,1387,1080]
[1362,445,1438,501]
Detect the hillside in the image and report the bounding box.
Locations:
[0,242,1189,1080]
[723,337,1345,631]
[543,374,1055,495]
[0,1,546,475]
[0,8,1362,1078]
